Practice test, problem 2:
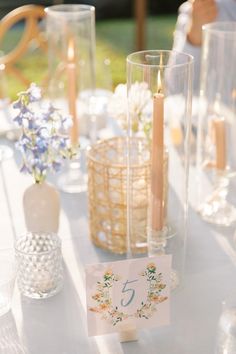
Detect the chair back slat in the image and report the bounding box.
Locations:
[0,5,47,88]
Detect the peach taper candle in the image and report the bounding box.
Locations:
[213,117,226,170]
[67,38,79,146]
[151,70,164,231]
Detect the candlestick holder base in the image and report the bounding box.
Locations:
[198,173,236,226]
[57,143,88,194]
[148,226,176,255]
[57,159,87,194]
[148,227,168,255]
[148,226,179,289]
[199,196,236,227]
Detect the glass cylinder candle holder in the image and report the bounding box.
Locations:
[45,4,96,193]
[0,55,13,161]
[0,250,15,316]
[127,50,193,286]
[216,292,236,354]
[197,22,236,226]
[87,136,151,254]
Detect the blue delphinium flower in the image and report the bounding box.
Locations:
[27,83,41,102]
[13,84,76,183]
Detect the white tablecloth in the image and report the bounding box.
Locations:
[0,139,236,354]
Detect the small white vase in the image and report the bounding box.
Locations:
[23,181,60,233]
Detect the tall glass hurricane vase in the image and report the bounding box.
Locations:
[45,5,96,193]
[197,22,236,226]
[0,57,13,161]
[127,50,193,287]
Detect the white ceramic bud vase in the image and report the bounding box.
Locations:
[23,181,60,233]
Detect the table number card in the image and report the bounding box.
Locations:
[86,255,172,337]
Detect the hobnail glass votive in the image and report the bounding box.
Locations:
[15,232,63,299]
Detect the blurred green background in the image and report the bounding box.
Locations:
[1,15,177,100]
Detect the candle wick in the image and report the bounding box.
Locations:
[157,69,163,94]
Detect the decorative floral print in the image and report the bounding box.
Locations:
[89,263,167,326]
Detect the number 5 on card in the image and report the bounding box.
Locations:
[86,255,172,336]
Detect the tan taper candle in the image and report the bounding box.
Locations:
[151,86,164,231]
[67,39,79,146]
[213,117,226,170]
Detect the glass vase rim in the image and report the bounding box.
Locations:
[203,21,236,35]
[15,232,61,256]
[45,4,95,16]
[127,50,193,69]
[87,136,168,168]
[87,136,150,168]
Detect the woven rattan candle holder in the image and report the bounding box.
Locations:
[87,136,168,254]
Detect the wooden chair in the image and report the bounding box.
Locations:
[0,5,47,87]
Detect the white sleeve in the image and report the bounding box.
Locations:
[172,2,201,93]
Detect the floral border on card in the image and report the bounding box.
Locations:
[89,262,168,326]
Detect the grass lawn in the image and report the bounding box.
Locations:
[0,15,176,100]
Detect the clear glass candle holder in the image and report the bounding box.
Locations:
[197,22,236,226]
[0,311,25,353]
[127,50,193,286]
[0,55,13,161]
[45,4,96,193]
[216,292,236,354]
[87,136,151,254]
[15,232,63,299]
[0,250,15,316]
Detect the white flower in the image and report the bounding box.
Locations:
[107,83,127,127]
[128,81,152,118]
[108,82,152,137]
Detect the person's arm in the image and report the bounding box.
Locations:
[187,0,218,46]
[172,0,217,92]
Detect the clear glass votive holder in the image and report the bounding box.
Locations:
[15,232,63,299]
[197,22,236,226]
[0,250,15,316]
[126,50,193,286]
